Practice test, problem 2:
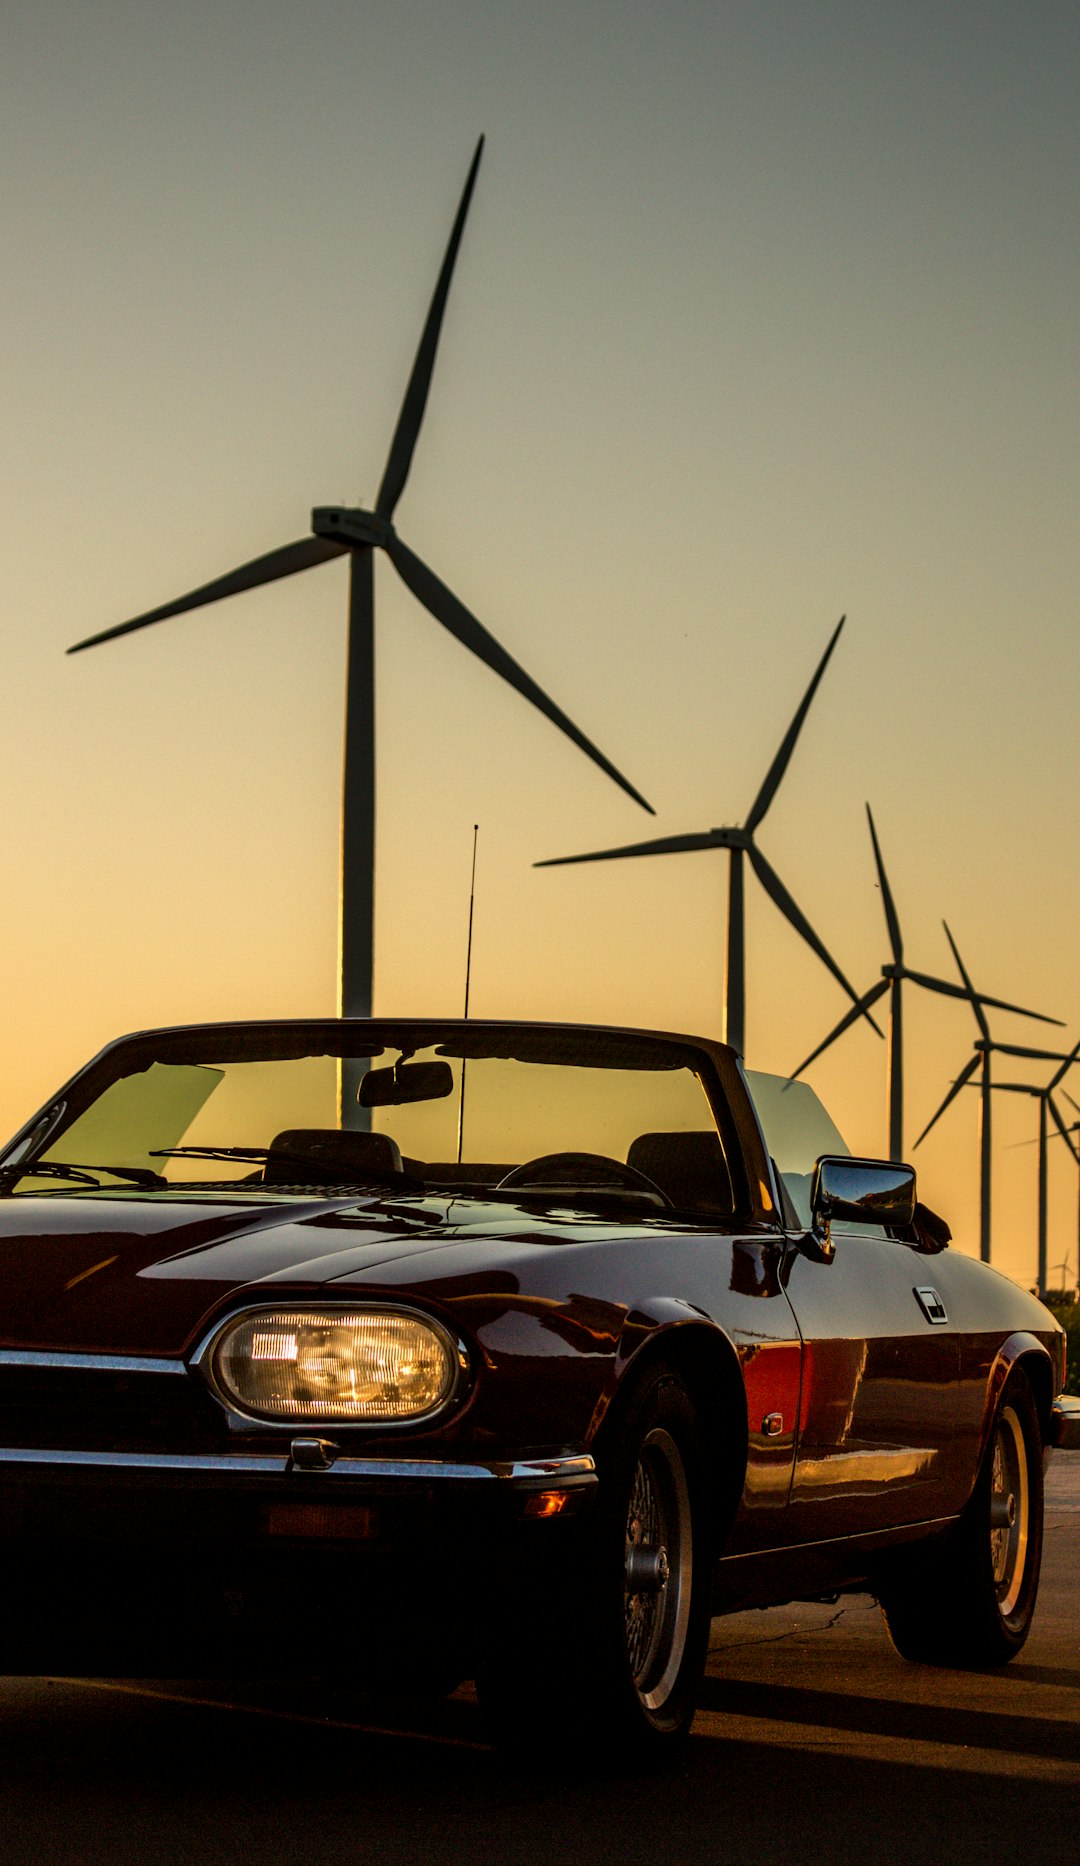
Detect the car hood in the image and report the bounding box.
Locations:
[0,1187,646,1356]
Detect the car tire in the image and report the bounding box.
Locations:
[879,1367,1044,1667]
[477,1363,712,1765]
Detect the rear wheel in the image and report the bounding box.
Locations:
[478,1365,712,1764]
[879,1368,1044,1667]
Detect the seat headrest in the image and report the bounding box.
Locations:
[626,1130,734,1216]
[264,1127,403,1186]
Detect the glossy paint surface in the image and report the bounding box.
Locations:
[0,1018,1066,1601]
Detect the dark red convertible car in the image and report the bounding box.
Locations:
[0,1018,1075,1760]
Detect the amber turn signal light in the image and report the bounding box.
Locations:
[522,1490,572,1519]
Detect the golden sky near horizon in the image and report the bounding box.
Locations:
[2,1,1079,1289]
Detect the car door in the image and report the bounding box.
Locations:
[742,1069,960,1545]
[780,1221,960,1543]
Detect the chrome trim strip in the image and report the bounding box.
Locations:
[0,1446,595,1482]
[0,1350,186,1376]
[0,1447,288,1474]
[328,1454,596,1482]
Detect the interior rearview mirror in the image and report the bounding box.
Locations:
[358,1060,455,1109]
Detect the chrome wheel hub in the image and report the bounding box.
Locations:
[626,1543,670,1593]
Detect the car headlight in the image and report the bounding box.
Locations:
[211,1307,463,1423]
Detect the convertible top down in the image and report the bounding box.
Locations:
[0,1018,1074,1760]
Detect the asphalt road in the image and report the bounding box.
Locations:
[1,1457,1077,1866]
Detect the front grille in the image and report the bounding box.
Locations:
[0,1364,229,1453]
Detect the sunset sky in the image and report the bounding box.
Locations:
[2,0,1079,1288]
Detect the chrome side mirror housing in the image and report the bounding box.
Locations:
[807,1156,917,1261]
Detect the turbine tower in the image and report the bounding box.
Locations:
[68,137,652,1033]
[790,806,1056,1160]
[536,617,869,1057]
[914,923,1065,1263]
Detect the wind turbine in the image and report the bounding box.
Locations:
[1001,1067,1080,1298]
[914,923,1065,1263]
[67,137,652,1036]
[535,617,871,1057]
[970,1042,1080,1297]
[1048,1248,1078,1301]
[790,806,1057,1160]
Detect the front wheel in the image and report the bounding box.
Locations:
[477,1365,712,1764]
[879,1367,1044,1667]
[622,1420,696,1719]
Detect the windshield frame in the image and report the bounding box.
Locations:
[0,1018,771,1220]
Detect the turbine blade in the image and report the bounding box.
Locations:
[988,1042,1073,1063]
[1003,1119,1079,1151]
[387,532,653,812]
[747,844,882,1035]
[1049,1035,1080,1090]
[375,137,484,523]
[1049,1095,1080,1161]
[865,804,903,963]
[913,1052,981,1148]
[789,978,890,1078]
[535,831,717,869]
[902,969,982,1003]
[968,990,1061,1025]
[744,616,844,833]
[903,970,1063,1025]
[942,921,990,1041]
[67,537,346,652]
[1065,1088,1080,1119]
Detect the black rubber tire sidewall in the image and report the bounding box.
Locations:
[476,1361,712,1765]
[586,1362,713,1750]
[879,1367,1044,1668]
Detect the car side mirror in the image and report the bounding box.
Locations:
[806,1156,917,1261]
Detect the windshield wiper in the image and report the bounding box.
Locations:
[150,1145,268,1162]
[0,1159,166,1190]
[150,1143,416,1191]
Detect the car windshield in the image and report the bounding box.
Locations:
[8,1023,742,1219]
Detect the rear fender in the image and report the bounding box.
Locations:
[977,1332,1055,1479]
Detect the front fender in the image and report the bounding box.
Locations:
[584,1303,750,1534]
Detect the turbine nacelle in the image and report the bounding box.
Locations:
[312,507,392,550]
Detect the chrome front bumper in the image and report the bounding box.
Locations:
[0,1444,595,1484]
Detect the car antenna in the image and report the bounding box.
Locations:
[456,824,480,1164]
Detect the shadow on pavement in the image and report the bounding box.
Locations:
[0,1675,1077,1866]
[696,1673,1080,1762]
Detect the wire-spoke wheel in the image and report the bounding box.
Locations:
[476,1364,713,1765]
[879,1366,1044,1667]
[623,1426,693,1713]
[988,1403,1030,1619]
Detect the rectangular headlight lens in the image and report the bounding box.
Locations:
[213,1308,459,1422]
